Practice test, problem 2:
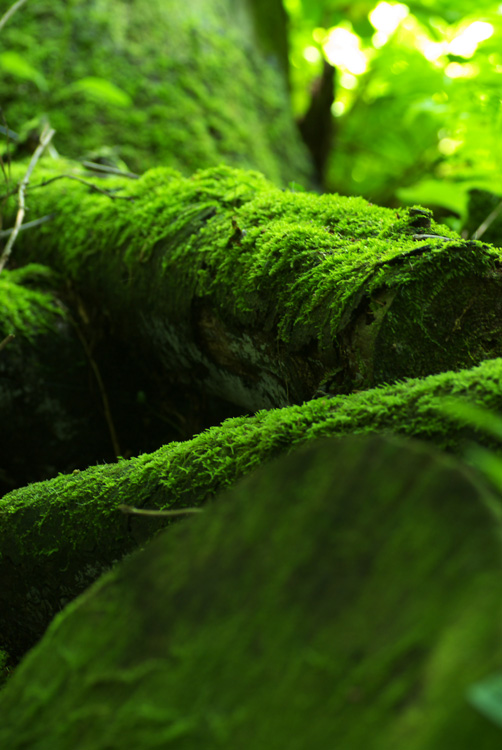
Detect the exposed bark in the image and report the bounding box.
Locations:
[2,354,502,662]
[1,435,501,748]
[298,60,336,185]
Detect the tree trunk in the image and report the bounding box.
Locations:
[0,0,311,185]
[5,159,502,420]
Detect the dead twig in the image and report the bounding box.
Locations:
[0,0,29,33]
[0,213,54,238]
[118,504,203,517]
[82,161,139,180]
[472,200,502,240]
[31,173,135,200]
[72,319,122,459]
[0,333,15,352]
[0,126,55,273]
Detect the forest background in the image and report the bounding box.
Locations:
[2,0,502,747]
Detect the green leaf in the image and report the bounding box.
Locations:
[467,673,502,728]
[437,399,502,442]
[288,181,306,192]
[0,52,48,91]
[65,77,132,108]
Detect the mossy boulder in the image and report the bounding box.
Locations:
[0,0,312,184]
[1,434,501,748]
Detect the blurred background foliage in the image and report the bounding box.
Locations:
[283,0,502,233]
[2,0,502,237]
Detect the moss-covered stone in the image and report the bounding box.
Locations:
[0,0,312,185]
[1,435,501,748]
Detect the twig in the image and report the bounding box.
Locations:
[0,333,15,352]
[0,126,55,273]
[0,0,28,33]
[0,213,54,238]
[412,234,451,241]
[82,161,139,179]
[0,110,14,209]
[118,504,203,517]
[472,200,502,240]
[31,173,135,200]
[0,124,19,142]
[73,320,122,459]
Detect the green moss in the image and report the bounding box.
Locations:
[3,355,502,663]
[4,159,502,404]
[0,0,312,185]
[0,264,63,340]
[1,435,501,747]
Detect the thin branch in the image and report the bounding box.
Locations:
[31,173,135,200]
[0,124,19,142]
[412,234,451,241]
[0,110,14,205]
[0,126,55,273]
[0,0,28,33]
[0,333,15,352]
[73,320,122,459]
[0,213,54,238]
[472,200,502,240]
[82,161,139,179]
[118,504,204,517]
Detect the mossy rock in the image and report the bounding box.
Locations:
[0,0,312,185]
[1,434,501,748]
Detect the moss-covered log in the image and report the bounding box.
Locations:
[1,435,501,748]
[0,0,311,184]
[2,355,502,663]
[5,160,502,417]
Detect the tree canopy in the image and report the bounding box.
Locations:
[285,0,502,228]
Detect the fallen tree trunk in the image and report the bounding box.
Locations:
[2,354,502,662]
[5,160,502,418]
[1,434,501,749]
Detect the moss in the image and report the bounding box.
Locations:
[1,435,501,747]
[0,264,63,340]
[0,0,312,185]
[3,354,502,661]
[4,159,502,407]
